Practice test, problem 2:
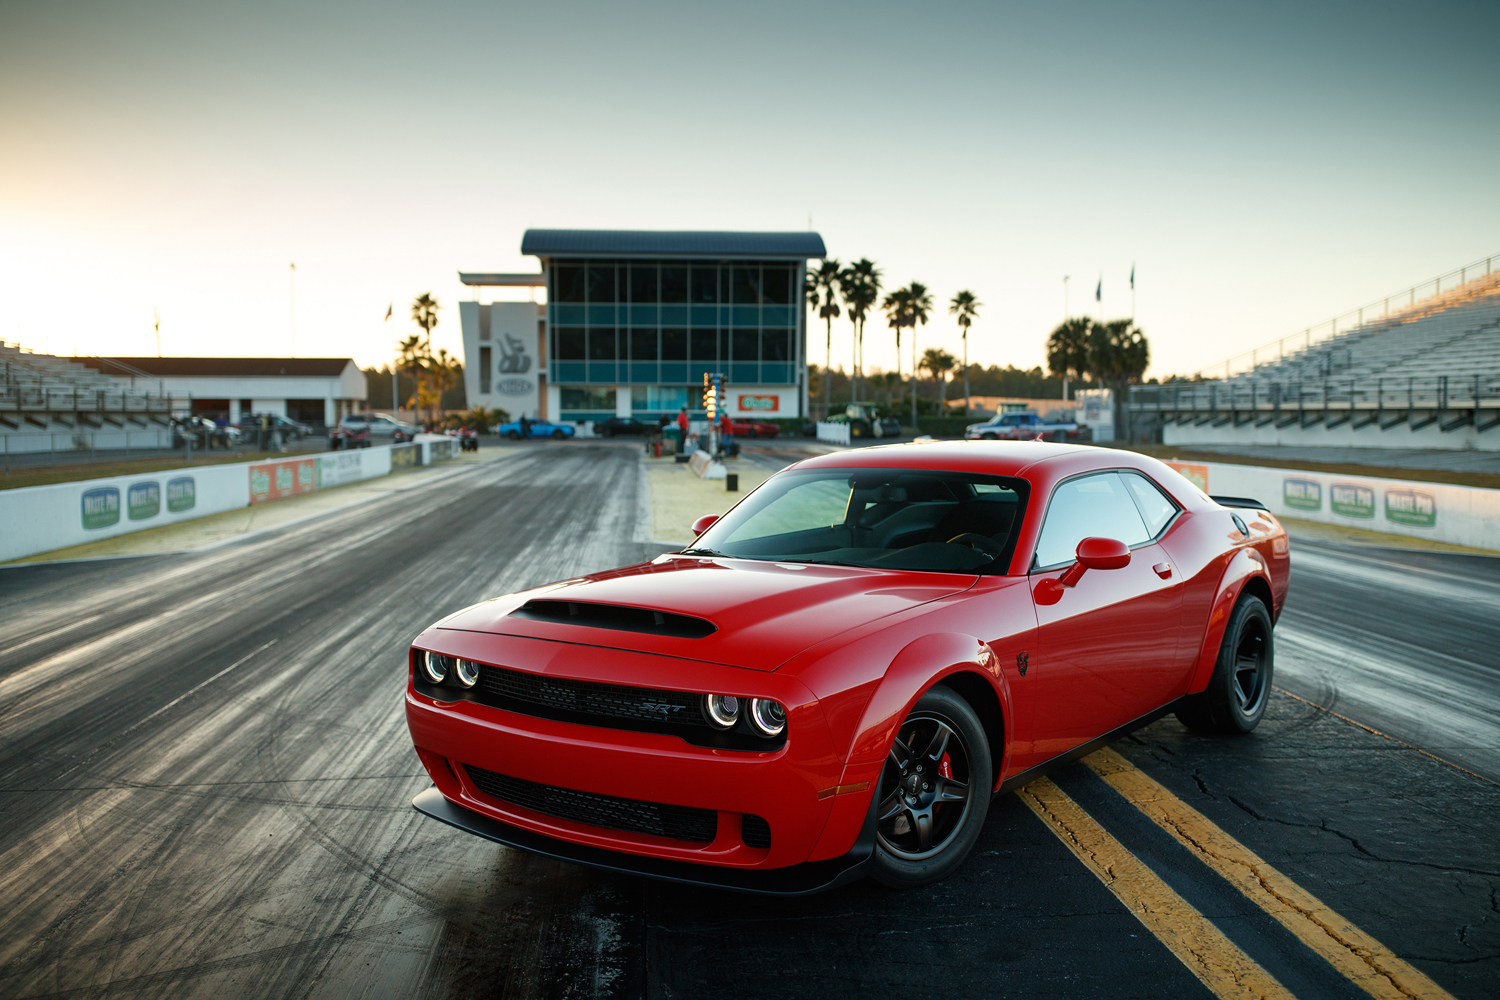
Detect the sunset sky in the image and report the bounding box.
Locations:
[2,0,1496,379]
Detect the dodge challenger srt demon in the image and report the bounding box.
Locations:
[405,441,1289,893]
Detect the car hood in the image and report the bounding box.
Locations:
[435,555,977,671]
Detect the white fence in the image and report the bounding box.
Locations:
[1164,460,1500,552]
[816,421,852,446]
[1,440,456,563]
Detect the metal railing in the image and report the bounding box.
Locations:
[1190,252,1499,380]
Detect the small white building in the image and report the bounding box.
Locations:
[81,357,367,426]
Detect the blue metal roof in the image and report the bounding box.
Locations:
[521,229,826,259]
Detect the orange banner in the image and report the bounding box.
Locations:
[249,458,316,504]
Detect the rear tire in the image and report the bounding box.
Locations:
[552,428,566,439]
[1176,592,1273,734]
[870,686,992,889]
[506,430,520,440]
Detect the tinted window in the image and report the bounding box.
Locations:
[690,328,717,361]
[586,264,616,303]
[732,330,758,361]
[690,267,719,303]
[692,468,1029,575]
[661,266,688,302]
[630,328,658,360]
[630,265,658,303]
[662,327,687,360]
[732,267,763,304]
[1033,472,1150,568]
[588,328,616,360]
[552,265,585,303]
[761,328,790,362]
[762,266,792,304]
[555,327,585,360]
[1123,473,1178,537]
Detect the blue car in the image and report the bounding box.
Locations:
[494,418,576,440]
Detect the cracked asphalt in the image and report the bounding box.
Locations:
[0,441,1495,998]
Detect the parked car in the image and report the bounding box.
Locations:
[727,418,780,438]
[495,418,575,440]
[173,415,239,449]
[594,416,651,437]
[238,413,314,441]
[829,402,902,438]
[329,425,369,450]
[965,411,1082,442]
[404,441,1288,894]
[339,412,419,443]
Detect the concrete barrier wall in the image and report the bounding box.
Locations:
[1164,460,1500,552]
[0,442,445,563]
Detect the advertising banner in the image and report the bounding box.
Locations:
[1162,460,1498,551]
[249,458,316,505]
[739,394,779,412]
[316,451,367,489]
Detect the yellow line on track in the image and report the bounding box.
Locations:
[1019,777,1295,1000]
[1084,747,1457,1000]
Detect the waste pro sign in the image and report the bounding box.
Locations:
[250,458,316,504]
[739,394,779,412]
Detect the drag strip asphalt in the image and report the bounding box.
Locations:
[0,443,1495,999]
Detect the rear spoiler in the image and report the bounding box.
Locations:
[1211,495,1269,511]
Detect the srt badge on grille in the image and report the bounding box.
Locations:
[639,701,684,716]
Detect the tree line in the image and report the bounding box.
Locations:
[805,259,984,421]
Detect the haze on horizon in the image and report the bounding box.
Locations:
[2,0,1496,381]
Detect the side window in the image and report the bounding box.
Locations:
[720,478,850,543]
[1033,472,1150,568]
[1122,473,1178,537]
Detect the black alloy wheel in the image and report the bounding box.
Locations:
[871,686,992,888]
[1176,592,1274,734]
[552,428,566,439]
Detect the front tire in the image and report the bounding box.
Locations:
[1176,592,1273,734]
[870,686,992,888]
[552,428,566,439]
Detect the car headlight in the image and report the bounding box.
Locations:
[454,658,480,688]
[421,651,449,684]
[703,693,741,729]
[748,698,787,737]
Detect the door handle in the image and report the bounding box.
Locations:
[1153,562,1173,579]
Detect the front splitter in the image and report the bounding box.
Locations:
[412,787,871,896]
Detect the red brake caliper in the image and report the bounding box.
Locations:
[937,753,953,813]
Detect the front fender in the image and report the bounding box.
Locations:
[844,631,1009,767]
[1186,546,1273,694]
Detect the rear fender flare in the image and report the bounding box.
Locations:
[844,632,1010,778]
[1187,547,1273,694]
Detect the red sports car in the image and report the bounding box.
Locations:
[405,442,1289,893]
[727,418,780,438]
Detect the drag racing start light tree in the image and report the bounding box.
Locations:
[703,372,725,457]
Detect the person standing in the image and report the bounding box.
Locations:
[719,411,733,457]
[519,414,530,439]
[676,406,689,454]
[258,412,271,451]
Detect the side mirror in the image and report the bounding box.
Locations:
[690,514,719,537]
[1059,537,1130,587]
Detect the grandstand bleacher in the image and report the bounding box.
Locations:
[1129,260,1500,451]
[1,342,185,457]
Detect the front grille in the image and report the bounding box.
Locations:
[464,764,717,843]
[476,662,707,731]
[742,813,772,849]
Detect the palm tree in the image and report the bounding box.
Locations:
[949,290,981,416]
[805,259,843,419]
[904,282,933,428]
[840,259,882,402]
[1046,317,1093,400]
[407,293,441,423]
[881,288,910,413]
[395,333,429,420]
[920,347,957,411]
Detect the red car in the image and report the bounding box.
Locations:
[727,418,780,438]
[405,442,1289,893]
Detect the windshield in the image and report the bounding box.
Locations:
[689,467,1029,574]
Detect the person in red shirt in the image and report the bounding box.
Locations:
[719,411,733,455]
[676,406,689,453]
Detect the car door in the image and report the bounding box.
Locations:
[1028,471,1184,759]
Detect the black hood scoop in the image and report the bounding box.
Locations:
[509,600,717,639]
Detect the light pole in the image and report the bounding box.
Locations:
[288,262,297,357]
[1062,275,1069,320]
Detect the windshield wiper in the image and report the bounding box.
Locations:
[678,547,724,556]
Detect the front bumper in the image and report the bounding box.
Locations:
[413,787,875,895]
[404,630,881,878]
